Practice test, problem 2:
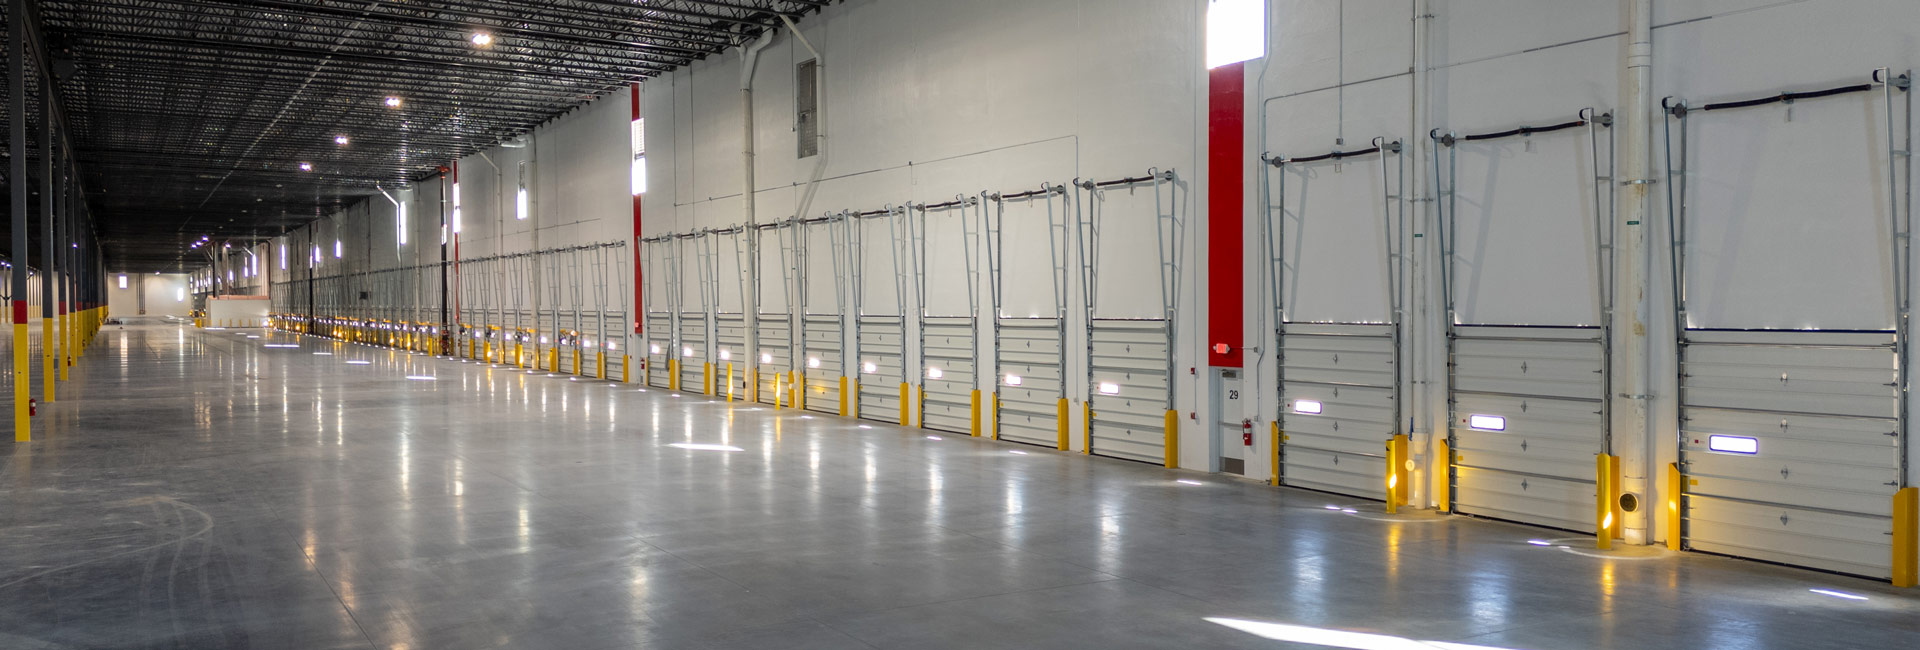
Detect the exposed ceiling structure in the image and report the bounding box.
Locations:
[10,0,825,272]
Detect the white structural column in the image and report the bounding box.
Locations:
[1616,0,1656,545]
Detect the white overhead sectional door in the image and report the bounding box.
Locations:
[1665,74,1910,579]
[853,208,910,424]
[1266,140,1405,499]
[917,197,982,435]
[640,237,675,389]
[677,233,711,394]
[713,229,750,399]
[989,186,1073,448]
[1079,171,1181,465]
[1438,115,1613,533]
[756,223,796,406]
[799,215,846,414]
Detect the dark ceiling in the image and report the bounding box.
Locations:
[9,0,825,272]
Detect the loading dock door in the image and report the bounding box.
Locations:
[1679,331,1901,577]
[1435,115,1613,533]
[1078,171,1182,465]
[997,318,1066,447]
[1279,323,1395,497]
[1664,75,1909,579]
[921,316,976,434]
[1451,327,1606,532]
[1263,138,1406,499]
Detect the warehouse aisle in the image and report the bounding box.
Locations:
[1,319,1916,650]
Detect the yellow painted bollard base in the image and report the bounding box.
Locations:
[1597,454,1619,550]
[899,382,911,426]
[1894,486,1917,588]
[1162,410,1179,469]
[1434,438,1451,512]
[15,322,30,441]
[1385,434,1409,514]
[969,390,982,437]
[838,376,850,417]
[1271,422,1283,487]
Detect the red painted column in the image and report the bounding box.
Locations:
[1207,62,1246,368]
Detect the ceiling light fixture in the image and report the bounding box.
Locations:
[335,135,349,145]
[299,162,313,171]
[470,32,493,46]
[384,96,402,108]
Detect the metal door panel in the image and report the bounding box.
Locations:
[1686,494,1892,578]
[1447,327,1606,531]
[1089,320,1170,464]
[679,313,708,393]
[1678,330,1900,579]
[757,315,791,405]
[802,315,841,413]
[645,313,671,388]
[716,315,748,397]
[998,318,1065,447]
[1280,323,1395,499]
[857,315,905,423]
[922,317,975,434]
[1453,466,1595,533]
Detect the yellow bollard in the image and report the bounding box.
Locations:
[1894,487,1916,588]
[838,376,850,416]
[1434,438,1451,512]
[1163,410,1180,469]
[725,363,734,400]
[1271,422,1284,487]
[899,382,911,426]
[969,390,982,437]
[669,359,680,391]
[1055,398,1070,449]
[598,351,607,380]
[703,363,714,395]
[622,355,631,383]
[1597,454,1618,550]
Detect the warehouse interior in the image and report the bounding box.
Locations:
[5,0,1920,648]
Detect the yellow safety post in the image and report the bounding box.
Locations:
[516,342,525,368]
[1893,487,1916,587]
[970,390,982,437]
[793,371,804,410]
[1434,438,1451,512]
[703,362,714,395]
[1386,434,1410,514]
[725,363,735,400]
[572,349,583,375]
[899,383,911,426]
[749,368,759,402]
[1081,402,1092,454]
[669,359,680,391]
[1163,410,1180,468]
[1271,422,1283,487]
[622,355,631,383]
[774,374,784,408]
[1666,462,1684,551]
[594,351,605,379]
[1056,398,1070,449]
[41,314,53,403]
[839,376,850,416]
[1597,454,1619,550]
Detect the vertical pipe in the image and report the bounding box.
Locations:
[11,0,31,441]
[740,29,772,386]
[1617,0,1656,544]
[40,84,53,402]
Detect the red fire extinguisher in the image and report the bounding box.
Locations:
[28,398,37,416]
[1241,419,1253,446]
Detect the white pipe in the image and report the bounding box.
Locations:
[739,27,774,380]
[1617,0,1655,545]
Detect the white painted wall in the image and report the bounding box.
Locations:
[107,272,190,318]
[260,0,1920,550]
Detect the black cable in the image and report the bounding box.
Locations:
[1700,83,1875,112]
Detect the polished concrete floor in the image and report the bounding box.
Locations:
[2,320,1917,649]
